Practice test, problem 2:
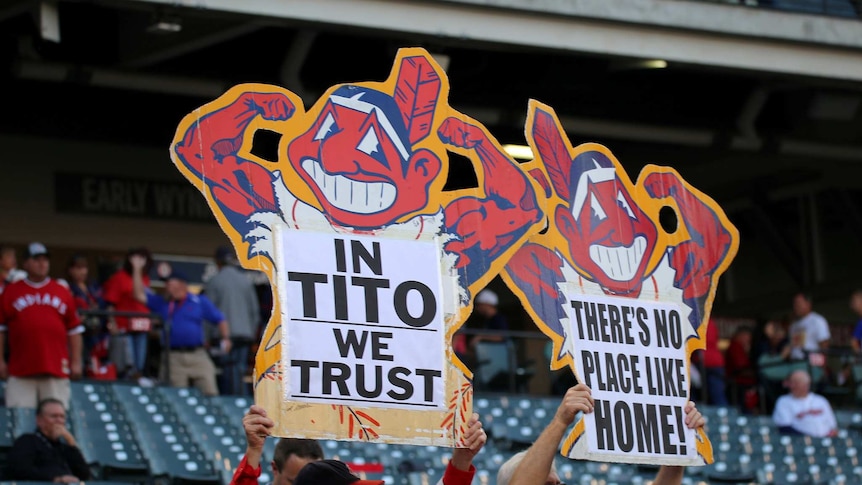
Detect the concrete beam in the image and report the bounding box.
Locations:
[116,0,862,82]
[122,23,263,68]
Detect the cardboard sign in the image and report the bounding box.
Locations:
[169,48,545,445]
[502,101,739,465]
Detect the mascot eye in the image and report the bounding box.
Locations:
[357,127,380,156]
[590,194,607,221]
[313,113,338,141]
[616,191,636,219]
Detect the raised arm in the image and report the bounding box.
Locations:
[509,385,594,485]
[653,401,706,485]
[173,91,294,229]
[229,405,273,485]
[438,117,542,286]
[129,255,147,305]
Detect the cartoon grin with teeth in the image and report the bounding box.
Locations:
[504,101,737,366]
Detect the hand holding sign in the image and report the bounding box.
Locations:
[554,384,595,426]
[450,413,487,471]
[242,405,274,469]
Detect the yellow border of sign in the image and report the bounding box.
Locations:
[170,48,545,445]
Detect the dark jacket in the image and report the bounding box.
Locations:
[7,430,90,481]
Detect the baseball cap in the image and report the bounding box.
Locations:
[215,245,238,264]
[24,242,49,259]
[294,460,384,485]
[475,289,499,306]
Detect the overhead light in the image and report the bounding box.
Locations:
[641,59,668,69]
[40,2,61,43]
[503,144,533,160]
[148,16,182,34]
[610,59,668,71]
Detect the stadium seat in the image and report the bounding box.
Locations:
[69,381,150,480]
[112,385,220,485]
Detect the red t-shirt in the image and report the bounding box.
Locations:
[102,270,152,332]
[0,278,82,378]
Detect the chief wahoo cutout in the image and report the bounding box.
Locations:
[170,48,544,445]
[503,101,738,465]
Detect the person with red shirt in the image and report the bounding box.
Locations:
[0,243,83,409]
[232,405,484,485]
[102,248,153,379]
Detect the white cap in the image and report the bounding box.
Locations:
[25,242,49,259]
[475,289,499,306]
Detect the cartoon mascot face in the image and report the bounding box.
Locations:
[556,152,657,295]
[287,85,444,229]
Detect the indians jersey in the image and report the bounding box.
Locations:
[0,278,83,377]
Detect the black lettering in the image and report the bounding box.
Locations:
[634,403,661,453]
[637,307,650,345]
[355,364,382,398]
[351,277,390,323]
[655,309,670,348]
[614,401,634,452]
[675,405,687,455]
[415,369,442,402]
[616,353,631,393]
[571,300,585,339]
[351,240,382,275]
[333,328,369,358]
[334,239,347,273]
[660,405,677,454]
[387,367,413,400]
[621,307,635,345]
[631,355,643,393]
[394,281,436,327]
[584,302,599,341]
[675,358,687,398]
[594,400,614,451]
[607,305,623,343]
[660,358,678,397]
[322,362,350,396]
[333,275,348,320]
[604,352,618,392]
[669,310,683,349]
[290,360,319,393]
[581,350,595,388]
[598,303,610,343]
[288,272,327,318]
[370,332,394,361]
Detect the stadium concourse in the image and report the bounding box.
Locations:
[0,381,859,485]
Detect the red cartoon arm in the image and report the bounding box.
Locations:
[174,92,294,216]
[438,117,542,285]
[644,172,734,302]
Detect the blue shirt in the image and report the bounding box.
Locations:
[854,318,862,347]
[146,292,225,348]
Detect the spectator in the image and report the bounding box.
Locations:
[7,398,90,482]
[232,405,483,485]
[725,326,757,410]
[206,245,259,395]
[502,385,705,485]
[0,243,83,408]
[130,254,230,396]
[64,255,104,373]
[0,245,27,289]
[232,405,323,485]
[468,289,508,349]
[692,319,727,405]
[850,289,862,354]
[755,318,791,361]
[789,292,830,361]
[102,248,154,379]
[773,370,836,437]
